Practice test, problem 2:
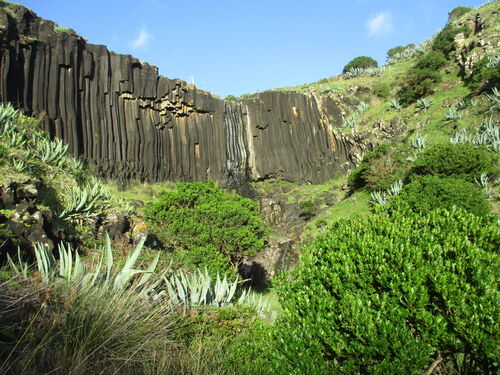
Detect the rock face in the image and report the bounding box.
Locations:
[0,179,62,261]
[0,3,355,185]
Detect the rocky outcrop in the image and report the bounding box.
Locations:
[0,3,355,186]
[0,179,62,260]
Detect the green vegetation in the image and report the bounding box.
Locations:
[342,55,378,74]
[54,25,71,33]
[144,180,268,276]
[392,175,491,217]
[372,82,390,98]
[467,56,500,91]
[410,143,498,182]
[448,6,472,22]
[397,51,448,105]
[433,23,471,57]
[0,1,499,374]
[348,143,412,191]
[272,208,499,374]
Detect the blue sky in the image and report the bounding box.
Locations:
[21,0,488,97]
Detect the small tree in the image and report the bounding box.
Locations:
[144,181,268,272]
[387,45,405,59]
[342,56,378,74]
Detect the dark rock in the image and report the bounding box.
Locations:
[98,213,131,242]
[0,2,357,186]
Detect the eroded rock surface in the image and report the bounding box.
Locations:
[0,3,355,186]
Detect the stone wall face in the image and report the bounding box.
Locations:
[0,4,354,185]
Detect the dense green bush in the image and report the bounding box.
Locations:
[414,50,448,70]
[448,6,472,22]
[272,208,499,374]
[176,244,234,279]
[391,175,491,217]
[410,143,498,182]
[342,56,378,74]
[372,82,390,98]
[144,181,268,273]
[397,51,447,105]
[299,200,316,220]
[432,24,471,57]
[467,56,500,91]
[386,45,405,59]
[348,143,411,191]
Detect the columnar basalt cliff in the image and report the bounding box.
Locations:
[0,3,355,185]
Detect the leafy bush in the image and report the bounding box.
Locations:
[432,24,471,57]
[391,175,491,217]
[397,51,447,105]
[348,143,411,191]
[299,200,316,220]
[467,56,500,91]
[272,208,499,374]
[410,143,498,182]
[448,6,472,23]
[144,181,268,272]
[372,82,390,98]
[414,50,448,70]
[387,45,406,59]
[342,56,378,74]
[176,245,233,279]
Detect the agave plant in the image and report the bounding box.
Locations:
[450,128,473,144]
[386,180,403,197]
[486,55,500,68]
[388,98,402,112]
[370,191,388,205]
[416,97,433,110]
[19,234,160,293]
[0,103,21,137]
[7,129,27,148]
[58,181,111,220]
[7,247,30,278]
[163,269,272,317]
[444,108,462,121]
[450,118,499,152]
[387,38,433,64]
[164,269,241,310]
[344,66,390,80]
[356,101,369,113]
[38,137,69,165]
[411,134,427,152]
[11,158,28,172]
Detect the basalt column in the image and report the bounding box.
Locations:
[0,2,355,186]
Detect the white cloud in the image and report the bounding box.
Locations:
[366,11,393,37]
[130,27,153,49]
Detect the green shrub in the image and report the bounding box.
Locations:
[299,200,316,220]
[372,82,390,98]
[410,143,498,182]
[342,56,378,74]
[397,52,447,105]
[176,245,234,279]
[448,6,472,23]
[272,208,499,374]
[348,143,411,191]
[414,50,448,70]
[432,24,471,57]
[386,45,406,59]
[144,181,268,272]
[391,175,491,216]
[467,57,500,91]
